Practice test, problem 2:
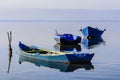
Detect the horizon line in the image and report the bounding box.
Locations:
[0,19,120,22]
[0,8,120,11]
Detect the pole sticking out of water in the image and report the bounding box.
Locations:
[7,31,12,74]
[55,29,59,35]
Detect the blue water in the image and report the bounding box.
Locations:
[0,21,120,80]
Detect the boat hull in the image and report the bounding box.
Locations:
[18,42,94,63]
[19,50,94,64]
[66,53,94,63]
[81,26,105,38]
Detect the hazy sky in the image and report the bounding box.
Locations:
[0,0,120,10]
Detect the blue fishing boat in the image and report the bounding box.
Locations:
[82,37,105,49]
[80,26,106,38]
[18,42,94,63]
[54,43,81,52]
[19,55,94,72]
[54,30,81,44]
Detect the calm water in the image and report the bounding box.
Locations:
[0,21,120,80]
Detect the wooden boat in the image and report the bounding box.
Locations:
[80,26,106,38]
[54,43,81,52]
[19,54,94,72]
[54,30,81,44]
[18,42,94,63]
[82,37,105,49]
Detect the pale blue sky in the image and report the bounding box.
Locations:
[0,0,120,10]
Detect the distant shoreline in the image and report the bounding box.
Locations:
[0,20,120,22]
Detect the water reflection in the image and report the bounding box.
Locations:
[7,31,12,74]
[82,37,105,49]
[54,43,81,53]
[18,55,94,72]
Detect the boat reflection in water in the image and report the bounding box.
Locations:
[54,43,81,53]
[18,55,94,72]
[82,37,105,49]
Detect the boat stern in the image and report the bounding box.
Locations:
[65,53,94,63]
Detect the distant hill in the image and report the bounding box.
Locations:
[0,9,120,21]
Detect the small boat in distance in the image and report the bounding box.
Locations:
[18,42,94,63]
[80,26,106,38]
[54,30,81,44]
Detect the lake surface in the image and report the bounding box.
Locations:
[0,21,120,80]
